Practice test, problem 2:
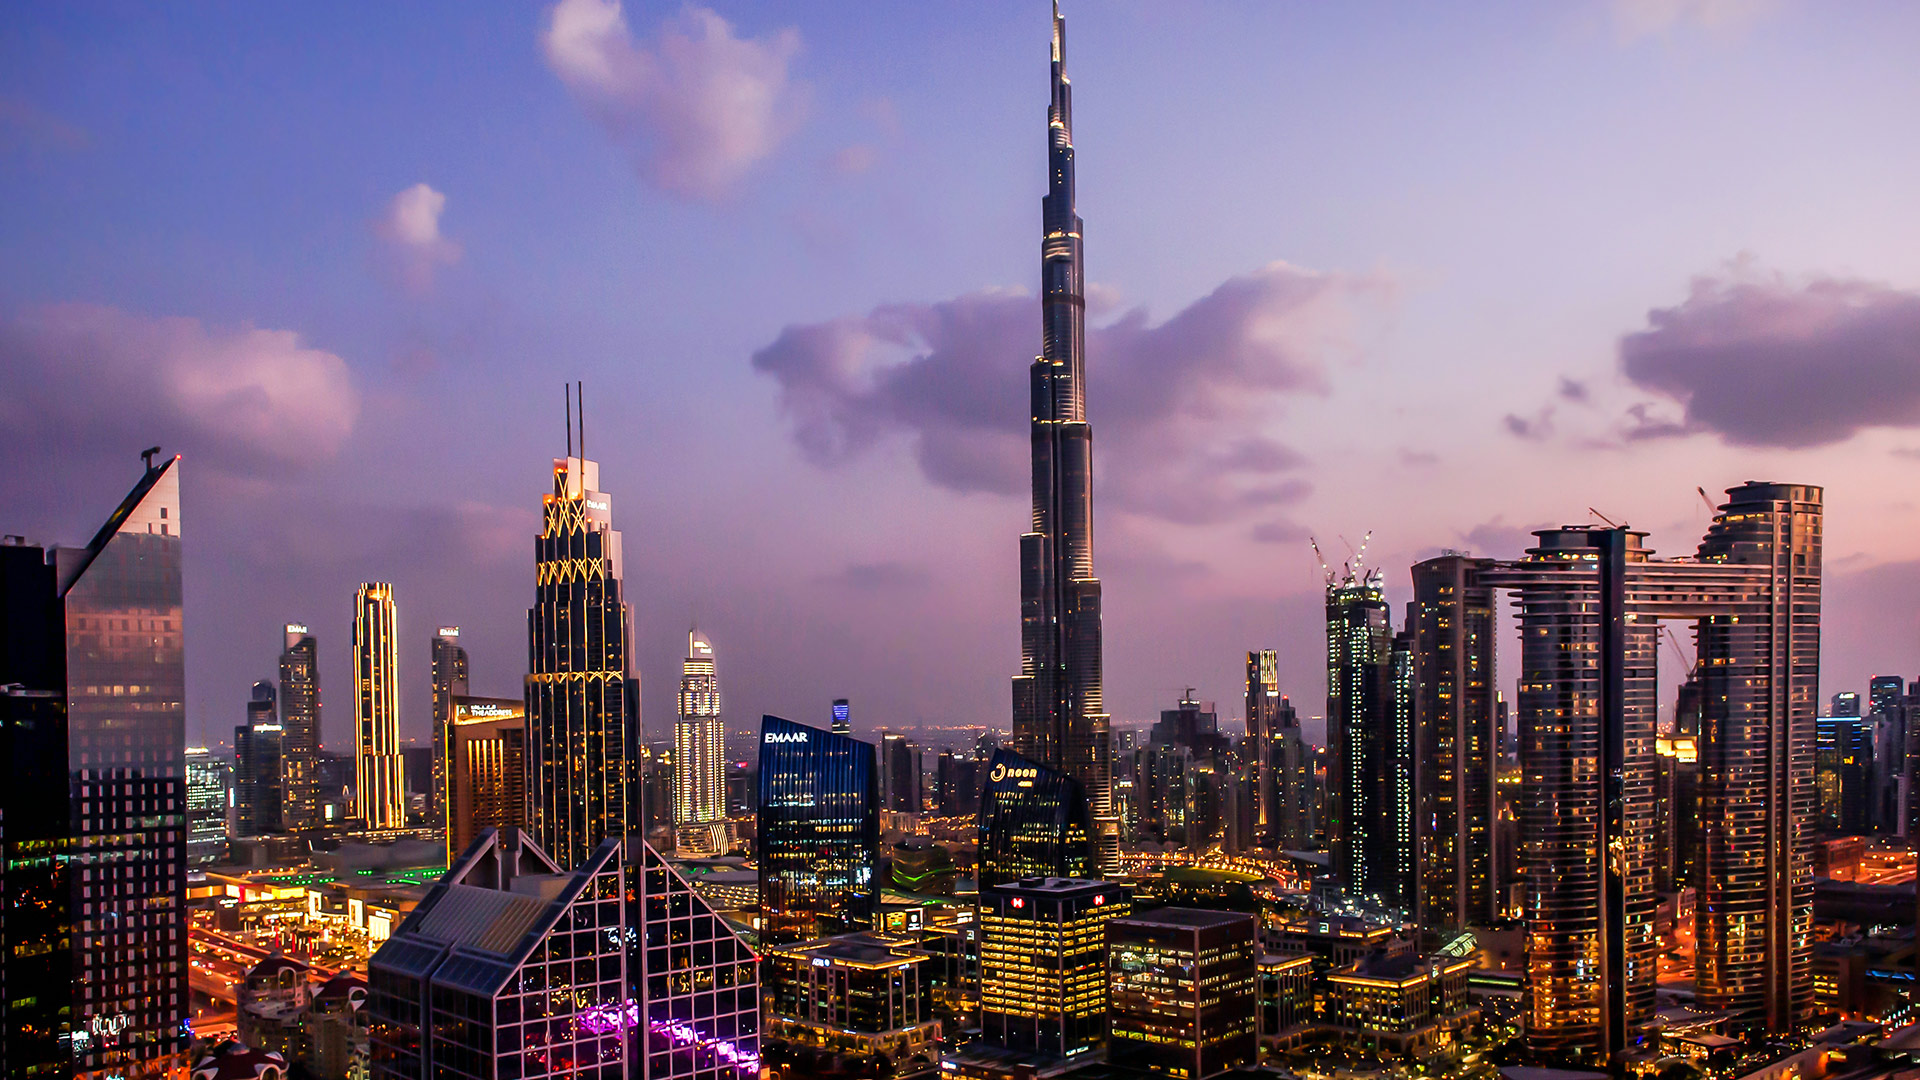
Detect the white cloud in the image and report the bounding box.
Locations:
[0,303,359,473]
[378,182,461,291]
[541,0,802,201]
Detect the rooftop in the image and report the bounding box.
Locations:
[1113,906,1254,930]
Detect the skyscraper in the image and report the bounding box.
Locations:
[1869,675,1905,717]
[0,452,189,1078]
[428,626,468,832]
[526,403,638,869]
[354,583,405,830]
[674,628,726,855]
[1831,690,1861,717]
[880,731,922,813]
[1107,909,1259,1078]
[976,877,1130,1061]
[1246,649,1305,851]
[831,698,851,736]
[1482,482,1822,1061]
[1010,2,1116,878]
[235,680,284,836]
[1410,554,1501,928]
[757,715,879,944]
[1325,566,1406,913]
[278,624,321,833]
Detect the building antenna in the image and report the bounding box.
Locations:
[565,383,573,459]
[577,380,585,465]
[1696,486,1717,515]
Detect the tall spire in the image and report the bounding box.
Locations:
[1010,0,1116,879]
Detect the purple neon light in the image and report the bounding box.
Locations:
[573,1000,759,1073]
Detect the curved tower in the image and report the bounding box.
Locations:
[1011,1,1115,876]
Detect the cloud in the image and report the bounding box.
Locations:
[752,261,1378,524]
[1611,0,1778,39]
[0,303,359,477]
[815,560,930,593]
[378,183,461,290]
[1557,376,1590,403]
[542,0,802,200]
[1619,266,1920,448]
[1251,519,1309,545]
[1397,448,1440,467]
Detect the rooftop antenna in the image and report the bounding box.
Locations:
[577,380,585,465]
[140,446,162,470]
[1697,486,1717,515]
[565,383,573,459]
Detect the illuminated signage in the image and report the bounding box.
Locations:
[765,730,809,744]
[585,499,609,512]
[1010,897,1025,909]
[989,762,1038,784]
[438,626,460,638]
[832,702,850,723]
[1092,894,1106,906]
[285,623,308,635]
[456,702,521,721]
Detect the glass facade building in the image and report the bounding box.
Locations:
[526,452,637,869]
[235,680,282,837]
[186,746,233,865]
[278,624,321,833]
[0,454,189,1078]
[1106,908,1259,1080]
[367,828,630,1080]
[354,583,405,830]
[756,715,878,945]
[631,841,761,1079]
[975,748,1089,890]
[1011,3,1117,878]
[1325,569,1407,914]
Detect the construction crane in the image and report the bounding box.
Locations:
[1309,537,1335,586]
[1697,486,1717,515]
[1588,507,1621,529]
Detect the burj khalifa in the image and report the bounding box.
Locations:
[1011,2,1118,876]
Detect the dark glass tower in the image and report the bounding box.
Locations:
[429,626,468,832]
[526,442,637,870]
[0,453,189,1078]
[756,715,878,944]
[1325,569,1407,913]
[1410,554,1501,929]
[278,624,321,833]
[235,680,284,837]
[1011,2,1115,876]
[976,748,1090,889]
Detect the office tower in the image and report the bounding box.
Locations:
[757,715,879,944]
[353,583,405,830]
[1481,483,1821,1061]
[879,731,922,813]
[0,452,188,1078]
[526,414,638,869]
[1831,691,1861,717]
[674,628,726,855]
[977,877,1130,1059]
[185,746,233,865]
[1325,565,1403,911]
[725,760,753,818]
[1247,649,1305,851]
[1107,909,1259,1079]
[1387,624,1416,914]
[1653,734,1700,894]
[1010,2,1116,879]
[428,626,467,832]
[235,681,284,836]
[1410,554,1501,929]
[1815,716,1873,833]
[1870,675,1905,718]
[445,695,527,863]
[368,828,632,1080]
[763,932,938,1076]
[832,698,851,736]
[278,624,321,833]
[977,748,1091,889]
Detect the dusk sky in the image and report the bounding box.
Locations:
[7,0,1920,753]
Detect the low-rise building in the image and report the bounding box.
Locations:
[1322,950,1476,1060]
[763,931,940,1077]
[1106,908,1259,1080]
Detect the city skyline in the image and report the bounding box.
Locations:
[6,2,1920,752]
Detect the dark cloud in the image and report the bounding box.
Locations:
[753,261,1376,523]
[1502,408,1553,440]
[1557,376,1590,403]
[1456,517,1550,560]
[1620,402,1691,441]
[1620,268,1920,448]
[1250,518,1310,545]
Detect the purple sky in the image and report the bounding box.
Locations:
[5,0,1920,753]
